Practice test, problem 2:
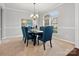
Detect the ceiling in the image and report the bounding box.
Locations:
[4,3,62,14]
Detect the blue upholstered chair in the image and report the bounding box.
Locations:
[24,27,36,46]
[21,26,26,43]
[21,26,36,46]
[37,26,44,45]
[38,26,53,50]
[28,26,33,31]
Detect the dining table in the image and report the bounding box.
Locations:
[28,29,43,46]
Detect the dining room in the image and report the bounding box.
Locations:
[0,3,76,56]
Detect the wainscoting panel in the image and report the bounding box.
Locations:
[58,27,75,43]
[4,27,22,39]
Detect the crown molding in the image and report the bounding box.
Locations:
[0,3,31,13]
[4,7,32,13]
[43,3,64,16]
[0,3,5,9]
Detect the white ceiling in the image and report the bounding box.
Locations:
[4,3,62,14]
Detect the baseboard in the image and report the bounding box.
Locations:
[54,37,75,44]
[75,45,79,48]
[0,35,22,44]
[0,40,1,44]
[2,35,22,40]
[2,37,7,40]
[1,35,75,45]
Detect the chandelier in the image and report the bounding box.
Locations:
[30,3,39,20]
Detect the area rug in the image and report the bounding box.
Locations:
[67,48,79,56]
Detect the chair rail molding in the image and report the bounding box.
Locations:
[4,7,32,13]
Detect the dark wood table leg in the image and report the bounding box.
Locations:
[33,39,36,46]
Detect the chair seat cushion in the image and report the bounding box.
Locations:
[38,37,50,42]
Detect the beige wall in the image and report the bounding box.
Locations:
[2,7,31,39]
[43,3,75,43]
[0,3,75,44]
[56,3,75,43]
[0,6,1,40]
[75,4,79,48]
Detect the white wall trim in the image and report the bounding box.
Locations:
[2,35,22,40]
[0,3,5,8]
[0,35,22,44]
[2,34,75,45]
[4,7,32,14]
[58,27,75,30]
[0,40,1,44]
[43,3,64,16]
[54,36,75,44]
[4,27,21,29]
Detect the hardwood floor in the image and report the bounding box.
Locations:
[0,37,74,56]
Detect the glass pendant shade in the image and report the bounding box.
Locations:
[30,14,39,20]
[30,3,39,20]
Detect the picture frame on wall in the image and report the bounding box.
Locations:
[21,19,32,27]
[43,15,50,26]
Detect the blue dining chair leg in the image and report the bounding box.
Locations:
[24,39,25,44]
[33,39,36,46]
[22,37,24,41]
[24,38,26,43]
[43,42,46,50]
[50,40,52,48]
[22,37,24,42]
[38,39,39,45]
[26,39,28,47]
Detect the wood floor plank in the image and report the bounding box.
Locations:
[0,37,74,56]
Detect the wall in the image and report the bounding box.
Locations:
[43,3,75,44]
[2,7,31,39]
[75,4,79,48]
[55,3,75,43]
[0,3,75,44]
[37,14,44,27]
[1,4,43,40]
[0,4,5,42]
[0,6,1,40]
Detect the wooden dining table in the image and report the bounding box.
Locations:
[28,29,43,46]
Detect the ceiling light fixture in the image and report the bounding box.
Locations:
[30,3,39,20]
